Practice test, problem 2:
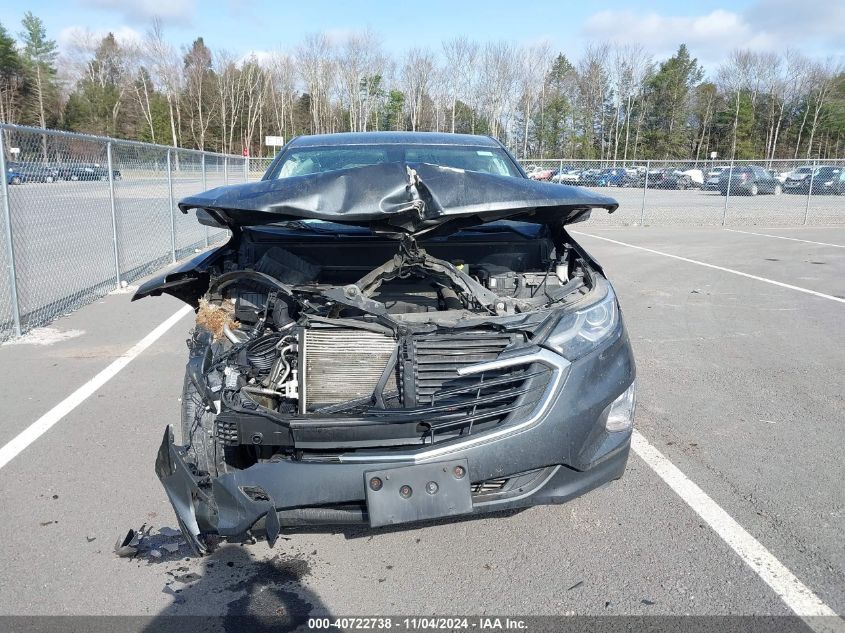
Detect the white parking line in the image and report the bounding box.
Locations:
[725,229,845,248]
[571,232,845,305]
[0,305,192,471]
[632,431,843,631]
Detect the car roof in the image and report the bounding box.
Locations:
[286,131,502,148]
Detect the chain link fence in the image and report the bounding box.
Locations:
[0,124,247,341]
[521,158,845,227]
[2,127,844,341]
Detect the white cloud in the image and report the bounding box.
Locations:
[79,0,196,25]
[583,9,778,68]
[58,25,144,50]
[239,50,274,65]
[746,0,845,40]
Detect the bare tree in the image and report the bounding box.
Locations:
[518,42,551,158]
[607,44,651,163]
[401,48,435,131]
[337,30,386,132]
[441,37,478,133]
[576,44,610,160]
[147,19,183,148]
[266,51,298,141]
[803,58,840,159]
[296,33,335,134]
[183,38,215,150]
[477,41,519,139]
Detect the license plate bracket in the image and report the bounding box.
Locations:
[364,459,473,527]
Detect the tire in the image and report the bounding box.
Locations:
[11,176,20,185]
[180,371,224,477]
[46,176,54,183]
[70,175,79,181]
[99,175,107,181]
[773,184,782,195]
[749,184,758,196]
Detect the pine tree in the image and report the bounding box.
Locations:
[19,12,58,130]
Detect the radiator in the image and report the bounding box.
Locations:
[300,326,397,411]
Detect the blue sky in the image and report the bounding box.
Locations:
[5,0,844,72]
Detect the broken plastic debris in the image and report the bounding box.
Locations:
[161,543,180,553]
[159,527,182,538]
[150,549,162,559]
[114,524,153,558]
[114,529,139,558]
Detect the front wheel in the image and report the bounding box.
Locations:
[749,184,759,196]
[10,176,20,185]
[181,372,224,477]
[773,184,782,196]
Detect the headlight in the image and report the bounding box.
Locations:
[543,286,619,360]
[606,381,636,432]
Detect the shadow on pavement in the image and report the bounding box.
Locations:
[141,544,332,633]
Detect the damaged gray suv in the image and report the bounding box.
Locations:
[135,132,636,554]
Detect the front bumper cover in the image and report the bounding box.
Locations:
[156,327,636,555]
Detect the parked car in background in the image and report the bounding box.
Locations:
[649,169,697,190]
[5,162,58,184]
[677,168,704,187]
[527,166,555,181]
[807,166,845,195]
[551,169,580,184]
[6,162,24,185]
[53,163,122,181]
[575,168,635,187]
[704,166,731,190]
[719,165,782,196]
[783,166,816,192]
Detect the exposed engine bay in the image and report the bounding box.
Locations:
[181,224,596,472]
[137,145,635,554]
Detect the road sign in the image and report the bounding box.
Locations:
[265,135,285,147]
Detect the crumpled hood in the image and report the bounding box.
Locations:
[178,161,618,236]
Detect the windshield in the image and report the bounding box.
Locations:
[267,144,522,179]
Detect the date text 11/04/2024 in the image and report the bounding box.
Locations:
[307,617,528,630]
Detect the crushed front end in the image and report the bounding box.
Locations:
[134,159,636,554]
[148,226,635,555]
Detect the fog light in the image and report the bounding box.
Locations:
[606,381,636,432]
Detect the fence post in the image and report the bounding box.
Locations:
[106,141,121,286]
[167,149,176,263]
[223,156,229,186]
[639,160,649,225]
[803,159,816,226]
[0,127,21,337]
[202,153,209,247]
[722,158,734,226]
[244,156,248,182]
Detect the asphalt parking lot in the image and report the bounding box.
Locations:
[0,225,843,629]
